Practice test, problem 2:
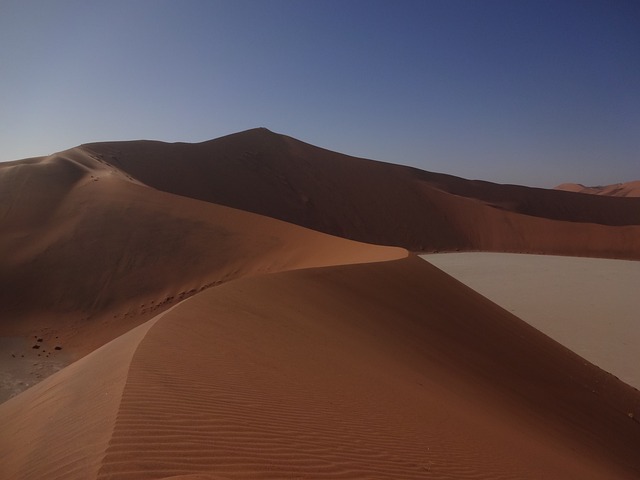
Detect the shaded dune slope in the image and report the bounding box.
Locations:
[0,148,402,357]
[83,128,640,258]
[3,256,639,479]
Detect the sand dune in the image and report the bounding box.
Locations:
[2,130,640,478]
[0,314,160,479]
[2,256,639,479]
[83,128,640,258]
[556,180,640,198]
[0,147,402,398]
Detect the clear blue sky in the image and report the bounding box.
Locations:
[1,0,638,187]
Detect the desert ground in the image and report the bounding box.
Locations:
[1,128,639,479]
[555,180,640,197]
[421,253,640,390]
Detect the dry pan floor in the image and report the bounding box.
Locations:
[421,252,640,390]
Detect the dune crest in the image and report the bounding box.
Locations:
[3,256,638,479]
[0,312,161,479]
[0,147,403,398]
[81,128,640,259]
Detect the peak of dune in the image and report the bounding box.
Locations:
[80,128,640,259]
[2,130,640,479]
[0,146,404,399]
[555,180,640,198]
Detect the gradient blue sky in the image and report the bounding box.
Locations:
[1,0,638,187]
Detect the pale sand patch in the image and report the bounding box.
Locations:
[421,253,640,390]
[0,314,161,480]
[0,336,70,402]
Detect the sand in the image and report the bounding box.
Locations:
[3,256,640,479]
[83,128,640,258]
[0,314,162,479]
[0,146,402,399]
[0,336,70,403]
[2,129,640,479]
[421,253,640,390]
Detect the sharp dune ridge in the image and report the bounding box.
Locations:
[84,128,640,258]
[1,129,639,479]
[0,145,402,359]
[3,257,640,479]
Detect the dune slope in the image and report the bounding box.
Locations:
[0,147,401,341]
[3,256,639,479]
[83,128,640,258]
[0,148,402,398]
[0,312,161,479]
[2,131,639,479]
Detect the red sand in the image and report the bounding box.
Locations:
[84,128,640,258]
[2,256,639,479]
[0,146,401,359]
[1,130,640,479]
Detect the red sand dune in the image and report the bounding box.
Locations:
[84,128,640,258]
[556,181,640,198]
[2,256,639,479]
[0,147,400,358]
[1,130,640,478]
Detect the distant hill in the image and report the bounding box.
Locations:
[83,127,640,258]
[555,181,640,198]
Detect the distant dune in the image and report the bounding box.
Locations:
[83,128,640,259]
[555,181,640,198]
[1,129,639,479]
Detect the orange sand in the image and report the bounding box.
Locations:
[2,130,640,479]
[3,257,640,479]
